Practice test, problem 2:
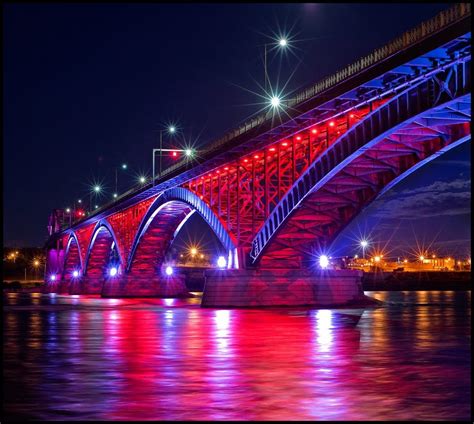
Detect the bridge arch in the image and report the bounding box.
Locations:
[126,187,238,276]
[62,232,83,276]
[80,219,124,293]
[250,67,470,267]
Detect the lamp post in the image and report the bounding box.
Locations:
[264,38,288,92]
[115,163,127,196]
[152,126,177,186]
[90,185,101,213]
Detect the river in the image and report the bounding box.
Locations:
[2,290,471,421]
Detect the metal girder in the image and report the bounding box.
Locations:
[249,59,470,265]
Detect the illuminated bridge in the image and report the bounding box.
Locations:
[44,4,471,306]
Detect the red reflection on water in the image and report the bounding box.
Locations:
[2,293,471,421]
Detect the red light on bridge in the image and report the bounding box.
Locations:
[244,159,249,163]
[200,176,204,180]
[208,173,212,177]
[282,142,288,146]
[311,129,317,134]
[172,151,178,157]
[216,170,220,174]
[224,167,229,170]
[329,121,335,127]
[254,155,259,159]
[269,147,276,152]
[296,136,301,141]
[350,114,354,118]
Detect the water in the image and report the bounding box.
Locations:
[3,291,471,421]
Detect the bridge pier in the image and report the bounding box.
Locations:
[67,275,104,294]
[101,273,190,298]
[201,269,365,307]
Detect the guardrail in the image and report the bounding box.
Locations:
[159,3,470,179]
[62,3,470,229]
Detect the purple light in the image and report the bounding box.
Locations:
[165,266,173,276]
[319,255,329,269]
[109,267,118,277]
[72,270,79,278]
[50,274,56,281]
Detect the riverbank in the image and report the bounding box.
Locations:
[362,271,471,291]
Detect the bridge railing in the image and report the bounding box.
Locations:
[157,3,470,181]
[68,3,470,229]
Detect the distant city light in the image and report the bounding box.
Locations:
[66,208,71,213]
[319,255,329,269]
[360,240,368,248]
[50,275,56,281]
[419,256,425,261]
[168,125,176,134]
[184,149,193,157]
[354,254,358,259]
[78,199,82,203]
[113,193,118,198]
[190,247,198,256]
[93,185,101,193]
[217,256,227,268]
[165,266,173,276]
[72,270,79,278]
[279,38,287,47]
[121,163,127,169]
[109,267,118,277]
[139,176,146,183]
[95,205,99,209]
[374,256,381,263]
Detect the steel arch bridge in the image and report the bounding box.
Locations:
[44,4,471,301]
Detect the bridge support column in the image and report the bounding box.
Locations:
[202,268,367,307]
[101,273,190,298]
[69,275,104,294]
[57,279,71,294]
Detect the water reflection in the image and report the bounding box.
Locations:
[2,291,471,421]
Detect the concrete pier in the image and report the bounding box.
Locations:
[101,273,190,298]
[202,268,364,307]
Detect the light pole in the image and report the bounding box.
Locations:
[65,208,72,227]
[152,148,195,185]
[264,38,288,92]
[90,185,101,213]
[152,126,176,186]
[115,163,127,196]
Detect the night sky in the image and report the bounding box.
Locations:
[3,3,470,258]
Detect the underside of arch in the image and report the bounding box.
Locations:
[126,187,237,272]
[59,234,82,293]
[251,84,471,268]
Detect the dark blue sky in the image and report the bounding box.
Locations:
[3,3,470,256]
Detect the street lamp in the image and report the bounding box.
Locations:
[270,96,281,108]
[152,125,178,186]
[264,38,288,91]
[90,185,101,213]
[360,240,368,259]
[115,163,128,195]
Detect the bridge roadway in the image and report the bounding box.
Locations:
[44,4,471,306]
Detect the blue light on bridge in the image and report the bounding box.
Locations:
[319,255,329,269]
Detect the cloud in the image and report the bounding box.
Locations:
[371,178,471,220]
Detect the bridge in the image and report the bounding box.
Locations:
[44,4,471,306]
